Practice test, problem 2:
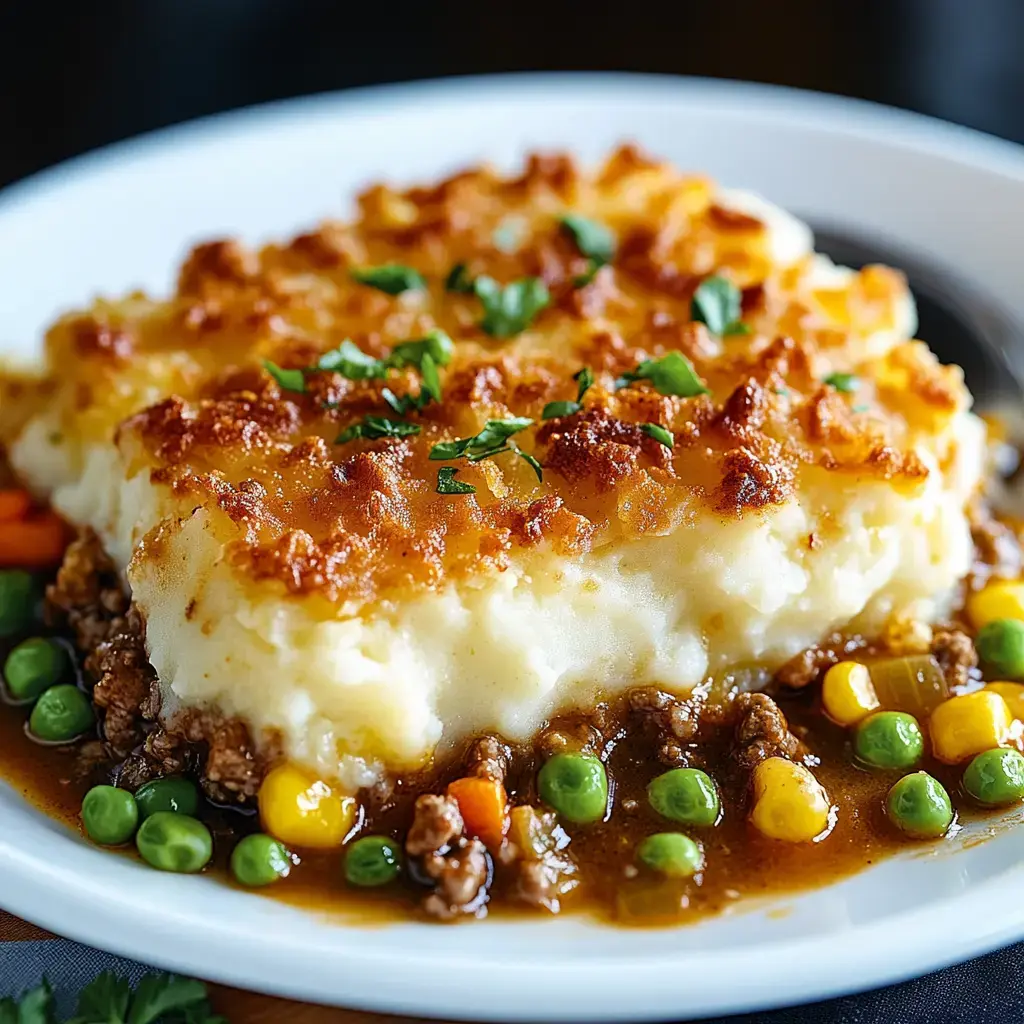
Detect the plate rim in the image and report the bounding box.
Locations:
[3,71,1024,1021]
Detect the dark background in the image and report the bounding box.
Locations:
[2,3,1024,1022]
[2,0,1024,191]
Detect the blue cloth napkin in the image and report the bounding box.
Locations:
[2,933,1020,1022]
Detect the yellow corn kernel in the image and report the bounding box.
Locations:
[822,661,880,726]
[985,682,1024,721]
[967,580,1024,630]
[929,690,1014,764]
[750,757,831,843]
[258,763,355,849]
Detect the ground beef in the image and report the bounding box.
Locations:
[405,794,491,919]
[774,645,838,689]
[464,735,510,783]
[201,718,263,803]
[732,692,806,770]
[45,530,129,650]
[421,839,491,920]
[406,794,465,857]
[970,499,1022,583]
[628,687,703,766]
[84,607,158,755]
[930,626,978,689]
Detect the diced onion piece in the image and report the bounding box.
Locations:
[868,655,948,717]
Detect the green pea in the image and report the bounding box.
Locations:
[135,812,213,873]
[538,752,609,824]
[636,832,704,878]
[647,768,721,826]
[28,684,93,742]
[0,570,36,638]
[885,771,954,838]
[854,711,923,769]
[231,833,292,887]
[81,785,139,846]
[4,638,67,701]
[963,748,1024,807]
[135,776,201,819]
[977,619,1024,680]
[344,836,403,887]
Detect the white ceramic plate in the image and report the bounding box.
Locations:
[2,73,1024,1022]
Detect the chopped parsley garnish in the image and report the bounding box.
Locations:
[0,971,221,1024]
[445,262,475,293]
[263,360,307,393]
[560,214,616,267]
[430,417,541,482]
[824,372,860,393]
[852,403,870,414]
[350,263,426,295]
[617,351,709,398]
[268,330,453,412]
[436,467,476,494]
[430,417,534,461]
[572,264,601,288]
[474,276,550,338]
[640,422,674,449]
[335,416,422,444]
[387,329,454,370]
[317,339,388,381]
[690,275,748,336]
[542,366,595,419]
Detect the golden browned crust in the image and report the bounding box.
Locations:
[7,146,969,606]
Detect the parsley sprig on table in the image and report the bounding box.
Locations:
[0,972,225,1024]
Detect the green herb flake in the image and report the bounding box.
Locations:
[474,276,550,338]
[388,329,454,369]
[436,467,476,495]
[263,360,307,394]
[619,351,709,398]
[445,262,475,293]
[824,372,860,393]
[572,262,600,288]
[350,263,426,295]
[317,340,389,381]
[541,400,581,420]
[574,366,595,403]
[559,214,616,267]
[691,275,746,336]
[517,450,544,482]
[335,416,422,444]
[430,417,533,461]
[542,366,595,420]
[852,403,870,414]
[640,422,675,449]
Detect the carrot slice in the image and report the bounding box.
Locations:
[447,776,508,852]
[0,490,31,522]
[0,510,68,567]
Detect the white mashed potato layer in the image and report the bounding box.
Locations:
[13,405,984,788]
[6,185,982,790]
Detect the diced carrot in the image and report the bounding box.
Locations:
[0,490,31,522]
[447,776,508,852]
[0,510,69,568]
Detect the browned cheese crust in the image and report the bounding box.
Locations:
[7,146,965,609]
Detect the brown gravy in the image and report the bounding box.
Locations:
[0,682,982,927]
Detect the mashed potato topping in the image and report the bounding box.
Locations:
[1,147,983,787]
